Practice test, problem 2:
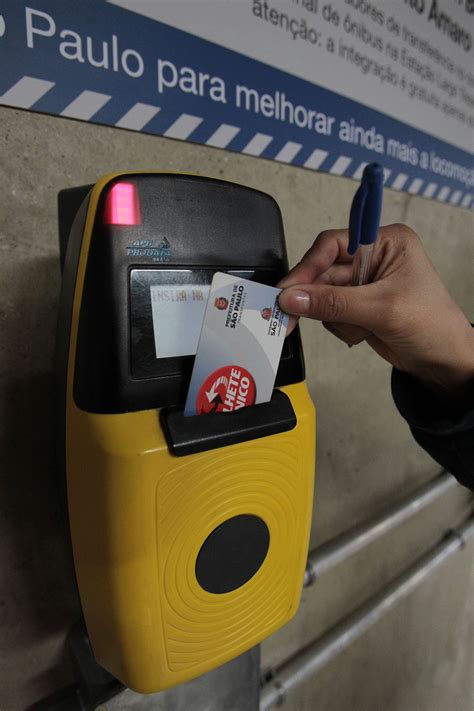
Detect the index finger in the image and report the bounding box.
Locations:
[279,229,352,288]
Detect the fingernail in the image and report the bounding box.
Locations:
[281,289,310,315]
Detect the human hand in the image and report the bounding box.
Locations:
[278,224,474,396]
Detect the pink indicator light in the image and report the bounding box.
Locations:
[103,182,141,225]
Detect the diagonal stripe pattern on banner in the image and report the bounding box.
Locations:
[329,156,352,175]
[242,133,273,156]
[164,113,203,139]
[408,178,424,194]
[116,102,160,130]
[423,182,438,198]
[449,190,462,205]
[275,141,302,163]
[60,90,111,119]
[304,149,328,170]
[392,174,408,190]
[352,162,368,180]
[0,76,471,210]
[0,76,55,108]
[437,186,451,202]
[206,123,240,148]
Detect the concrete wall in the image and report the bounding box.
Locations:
[0,107,472,710]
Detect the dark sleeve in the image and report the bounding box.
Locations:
[391,368,474,490]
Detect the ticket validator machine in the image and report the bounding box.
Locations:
[57,173,316,693]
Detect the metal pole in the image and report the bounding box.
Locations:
[261,516,474,710]
[304,472,457,586]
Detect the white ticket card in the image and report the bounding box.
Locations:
[150,284,210,359]
[184,272,288,416]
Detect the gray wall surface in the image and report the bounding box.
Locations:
[0,107,473,710]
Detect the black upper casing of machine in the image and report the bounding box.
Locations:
[59,174,304,414]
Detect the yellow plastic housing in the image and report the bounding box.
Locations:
[65,174,316,692]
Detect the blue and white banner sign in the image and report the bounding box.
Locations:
[1,0,473,207]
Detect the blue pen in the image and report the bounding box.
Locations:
[348,163,384,286]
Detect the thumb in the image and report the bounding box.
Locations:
[279,283,381,330]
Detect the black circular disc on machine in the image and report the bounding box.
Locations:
[196,514,270,594]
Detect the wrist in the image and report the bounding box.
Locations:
[414,326,474,397]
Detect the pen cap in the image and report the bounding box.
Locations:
[348,163,384,255]
[361,163,383,246]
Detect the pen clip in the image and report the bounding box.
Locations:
[348,163,383,257]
